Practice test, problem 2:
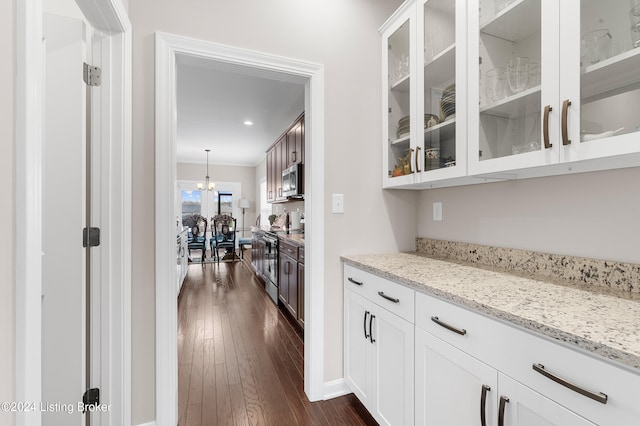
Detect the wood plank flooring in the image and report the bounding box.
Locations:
[178,258,377,426]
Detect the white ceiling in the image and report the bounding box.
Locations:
[176,54,306,167]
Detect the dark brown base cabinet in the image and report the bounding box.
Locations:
[278,239,304,328]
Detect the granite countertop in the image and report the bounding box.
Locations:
[252,225,304,246]
[279,233,304,246]
[342,252,640,371]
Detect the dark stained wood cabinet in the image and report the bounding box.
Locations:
[286,115,304,168]
[278,239,298,317]
[266,112,304,203]
[278,238,304,328]
[265,149,275,202]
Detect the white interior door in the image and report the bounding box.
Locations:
[42,13,87,425]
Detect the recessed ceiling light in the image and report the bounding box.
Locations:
[243,120,253,126]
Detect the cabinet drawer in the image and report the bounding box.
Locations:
[344,264,415,323]
[280,240,298,260]
[415,292,502,362]
[496,325,640,426]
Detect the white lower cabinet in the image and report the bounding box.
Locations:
[344,264,640,425]
[415,328,498,425]
[498,373,596,426]
[344,289,414,426]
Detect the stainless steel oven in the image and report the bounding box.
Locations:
[263,232,279,304]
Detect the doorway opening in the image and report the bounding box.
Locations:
[155,33,326,425]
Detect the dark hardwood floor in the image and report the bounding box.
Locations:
[178,256,377,426]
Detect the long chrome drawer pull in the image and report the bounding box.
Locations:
[348,277,363,286]
[431,316,467,336]
[378,291,399,303]
[498,396,509,426]
[532,363,608,404]
[480,385,491,426]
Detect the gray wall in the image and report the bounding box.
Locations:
[418,167,640,264]
[1,1,14,425]
[129,0,410,423]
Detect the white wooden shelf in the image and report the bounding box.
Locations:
[480,86,541,119]
[480,0,541,43]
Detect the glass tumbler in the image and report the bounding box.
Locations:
[632,23,640,49]
[506,57,530,94]
[485,67,506,103]
[581,29,612,64]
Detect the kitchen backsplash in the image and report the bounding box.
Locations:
[416,238,640,293]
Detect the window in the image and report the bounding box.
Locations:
[181,190,201,222]
[217,192,233,215]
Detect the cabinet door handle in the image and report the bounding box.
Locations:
[561,99,572,145]
[369,314,375,344]
[480,385,491,426]
[532,363,608,404]
[431,316,467,336]
[292,151,297,162]
[415,146,421,172]
[543,105,552,148]
[348,277,363,286]
[409,148,414,174]
[363,311,370,339]
[278,188,282,197]
[378,291,399,303]
[498,396,509,426]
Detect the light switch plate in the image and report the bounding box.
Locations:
[332,193,344,214]
[433,202,442,221]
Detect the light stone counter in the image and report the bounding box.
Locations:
[342,252,640,371]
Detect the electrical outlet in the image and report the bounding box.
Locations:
[332,194,344,214]
[433,202,442,221]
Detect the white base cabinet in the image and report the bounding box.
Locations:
[177,229,188,294]
[498,373,596,426]
[344,266,415,426]
[415,328,498,426]
[344,263,640,425]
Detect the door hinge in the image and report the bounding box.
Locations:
[83,227,101,247]
[83,62,101,86]
[82,388,100,413]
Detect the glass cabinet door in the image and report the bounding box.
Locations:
[418,0,466,179]
[478,0,544,162]
[561,0,640,163]
[470,0,559,174]
[383,9,415,186]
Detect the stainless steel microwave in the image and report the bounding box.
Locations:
[282,163,303,198]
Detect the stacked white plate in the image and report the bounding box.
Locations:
[440,84,456,120]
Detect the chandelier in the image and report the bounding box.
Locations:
[197,149,215,191]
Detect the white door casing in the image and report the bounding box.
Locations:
[16,1,132,426]
[155,32,325,425]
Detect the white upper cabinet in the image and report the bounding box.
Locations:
[469,0,640,176]
[382,2,417,188]
[382,0,469,189]
[560,0,640,164]
[469,0,559,175]
[383,0,640,188]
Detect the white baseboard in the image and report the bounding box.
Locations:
[134,422,156,426]
[323,378,351,400]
